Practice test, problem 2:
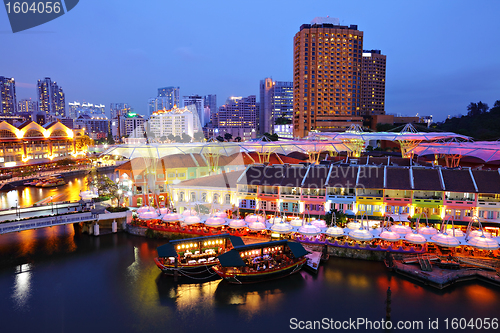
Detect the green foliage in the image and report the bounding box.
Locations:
[324,208,347,226]
[235,136,242,142]
[436,100,500,140]
[275,116,292,125]
[263,132,279,141]
[181,133,192,143]
[193,131,205,142]
[56,158,76,166]
[216,135,224,142]
[87,174,118,199]
[106,206,129,212]
[224,133,233,141]
[376,123,395,132]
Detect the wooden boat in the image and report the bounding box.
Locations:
[212,240,308,284]
[154,234,245,278]
[34,174,66,187]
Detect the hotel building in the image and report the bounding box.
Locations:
[293,17,364,137]
[361,50,386,116]
[213,96,258,141]
[148,106,195,139]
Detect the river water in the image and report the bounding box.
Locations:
[0,225,498,333]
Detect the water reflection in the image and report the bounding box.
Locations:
[12,264,33,310]
[0,173,112,209]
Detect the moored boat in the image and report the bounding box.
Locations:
[212,240,308,284]
[154,234,245,278]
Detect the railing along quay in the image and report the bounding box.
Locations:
[0,212,95,234]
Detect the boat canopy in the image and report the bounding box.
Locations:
[156,234,244,258]
[217,250,247,267]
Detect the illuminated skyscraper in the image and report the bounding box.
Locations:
[17,99,37,113]
[149,87,180,116]
[37,77,65,120]
[361,50,386,116]
[110,103,131,119]
[259,78,293,135]
[0,76,17,114]
[213,96,258,141]
[293,17,364,137]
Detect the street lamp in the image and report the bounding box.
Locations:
[117,189,122,207]
[50,196,54,213]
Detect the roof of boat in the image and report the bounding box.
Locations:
[156,234,244,258]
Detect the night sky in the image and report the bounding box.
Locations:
[1,0,499,121]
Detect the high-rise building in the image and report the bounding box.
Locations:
[17,98,37,113]
[110,103,131,119]
[148,106,195,139]
[148,87,180,116]
[0,76,17,114]
[37,77,65,120]
[204,94,217,124]
[68,102,106,118]
[113,113,145,139]
[183,95,205,126]
[259,78,293,135]
[293,17,364,137]
[361,50,386,116]
[74,114,111,140]
[213,96,258,141]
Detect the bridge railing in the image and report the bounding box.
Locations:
[0,212,95,234]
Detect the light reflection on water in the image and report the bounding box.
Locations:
[0,226,499,333]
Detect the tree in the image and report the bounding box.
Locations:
[224,133,233,142]
[216,135,224,142]
[160,136,166,142]
[167,134,175,142]
[263,132,279,141]
[324,208,347,226]
[235,136,242,142]
[76,135,93,151]
[181,133,192,143]
[275,116,291,125]
[194,131,205,142]
[173,135,182,143]
[86,174,117,198]
[106,133,115,144]
[467,101,489,116]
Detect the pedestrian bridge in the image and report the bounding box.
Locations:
[0,212,96,234]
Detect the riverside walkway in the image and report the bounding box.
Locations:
[0,212,96,234]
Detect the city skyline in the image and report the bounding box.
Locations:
[1,1,499,121]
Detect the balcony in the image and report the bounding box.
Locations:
[258,186,279,200]
[301,189,326,201]
[477,201,500,209]
[384,197,412,204]
[280,187,300,200]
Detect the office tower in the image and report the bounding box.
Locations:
[361,50,386,116]
[37,77,65,120]
[157,86,180,106]
[149,106,195,139]
[74,114,111,140]
[17,98,37,113]
[0,76,17,114]
[68,102,106,118]
[213,95,258,141]
[183,95,205,126]
[110,103,131,119]
[204,94,217,124]
[293,17,364,137]
[259,78,293,135]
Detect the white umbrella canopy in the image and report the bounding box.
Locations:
[138,211,160,220]
[390,224,412,235]
[183,215,202,225]
[158,208,170,215]
[204,217,227,227]
[466,236,499,250]
[444,228,465,237]
[418,226,438,236]
[182,209,198,217]
[405,232,428,244]
[290,218,306,227]
[137,206,156,214]
[228,219,247,229]
[214,211,228,218]
[311,219,327,228]
[324,226,345,237]
[245,214,265,223]
[468,230,492,238]
[248,221,267,231]
[430,233,461,247]
[346,221,361,230]
[298,224,322,236]
[378,230,401,242]
[267,217,283,224]
[348,228,374,241]
[270,222,294,234]
[162,213,182,222]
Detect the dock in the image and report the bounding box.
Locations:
[387,254,500,289]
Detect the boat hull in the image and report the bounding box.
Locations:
[154,257,217,278]
[214,258,307,284]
